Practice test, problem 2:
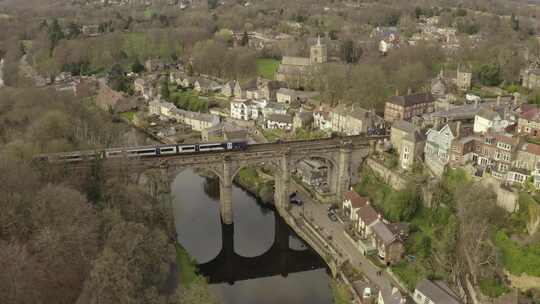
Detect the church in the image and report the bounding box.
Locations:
[275,37,328,88]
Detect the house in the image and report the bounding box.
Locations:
[371,221,405,265]
[473,107,509,134]
[201,121,246,141]
[172,109,220,132]
[384,93,434,123]
[295,159,328,189]
[400,130,426,170]
[330,104,383,136]
[517,104,540,138]
[413,279,462,304]
[234,79,258,99]
[258,78,284,100]
[230,99,260,121]
[449,136,477,167]
[193,78,220,94]
[262,102,287,118]
[424,122,471,176]
[342,190,370,221]
[221,81,236,97]
[473,132,521,180]
[293,111,314,130]
[314,106,332,131]
[356,204,380,239]
[390,120,417,153]
[265,113,293,130]
[276,88,299,104]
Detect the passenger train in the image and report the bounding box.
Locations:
[36,140,249,163]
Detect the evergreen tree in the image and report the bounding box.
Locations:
[48,19,64,53]
[240,31,249,46]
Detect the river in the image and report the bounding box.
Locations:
[171,169,333,304]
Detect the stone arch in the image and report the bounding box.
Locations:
[290,152,340,194]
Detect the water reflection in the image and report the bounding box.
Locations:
[171,169,333,304]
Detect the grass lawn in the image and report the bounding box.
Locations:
[256,58,280,80]
[175,243,198,286]
[120,111,136,122]
[262,129,287,142]
[294,128,328,140]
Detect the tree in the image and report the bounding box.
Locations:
[393,62,429,94]
[349,64,387,111]
[107,63,128,92]
[131,58,145,74]
[47,19,64,53]
[208,0,218,9]
[177,277,220,304]
[340,39,361,64]
[87,155,105,205]
[476,64,501,86]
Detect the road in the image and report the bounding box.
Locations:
[289,182,407,300]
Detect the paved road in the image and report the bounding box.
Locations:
[289,182,404,299]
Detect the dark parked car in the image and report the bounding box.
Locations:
[327,203,339,212]
[290,197,303,206]
[327,211,338,222]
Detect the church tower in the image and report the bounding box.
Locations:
[310,36,328,64]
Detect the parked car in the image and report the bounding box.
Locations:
[327,203,339,212]
[290,197,303,206]
[327,212,338,222]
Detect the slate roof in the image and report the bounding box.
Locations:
[476,107,500,120]
[415,279,462,304]
[392,120,416,133]
[266,113,293,124]
[388,93,434,107]
[371,221,396,245]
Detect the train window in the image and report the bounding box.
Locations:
[181,146,195,151]
[134,149,156,154]
[160,148,174,152]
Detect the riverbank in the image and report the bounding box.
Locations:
[175,242,199,286]
[234,167,274,204]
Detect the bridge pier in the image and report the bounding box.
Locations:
[275,153,291,211]
[336,140,353,202]
[220,160,234,225]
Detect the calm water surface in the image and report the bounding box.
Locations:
[171,169,333,304]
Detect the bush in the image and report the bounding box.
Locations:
[495,231,540,277]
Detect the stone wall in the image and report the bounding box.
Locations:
[366,158,407,190]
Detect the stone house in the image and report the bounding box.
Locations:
[371,221,405,265]
[517,104,540,138]
[473,132,521,180]
[276,88,299,104]
[234,79,258,99]
[330,104,383,136]
[342,190,369,221]
[193,78,220,94]
[384,93,434,123]
[265,113,293,130]
[390,120,426,170]
[262,102,287,118]
[295,159,328,189]
[413,279,462,304]
[449,136,476,167]
[221,81,236,97]
[456,65,472,91]
[230,99,260,121]
[293,111,314,130]
[201,121,246,141]
[356,204,380,240]
[258,78,284,100]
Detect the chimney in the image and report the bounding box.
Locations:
[474,99,479,109]
[407,87,412,95]
[456,121,462,138]
[497,95,501,107]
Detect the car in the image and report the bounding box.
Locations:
[327,212,338,222]
[290,198,303,206]
[289,192,298,199]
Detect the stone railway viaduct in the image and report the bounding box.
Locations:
[53,135,381,225]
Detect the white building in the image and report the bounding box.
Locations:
[265,113,293,130]
[230,99,260,121]
[473,108,508,134]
